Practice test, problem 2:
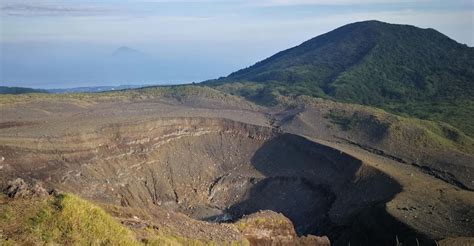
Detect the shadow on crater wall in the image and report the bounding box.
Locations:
[226,133,431,245]
[1,118,435,245]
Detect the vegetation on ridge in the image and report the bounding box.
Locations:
[0,193,250,246]
[0,193,138,245]
[206,20,474,136]
[0,85,257,111]
[0,86,48,95]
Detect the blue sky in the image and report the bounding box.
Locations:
[1,0,473,88]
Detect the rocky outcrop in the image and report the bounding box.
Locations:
[236,210,330,246]
[4,178,48,198]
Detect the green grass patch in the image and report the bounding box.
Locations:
[0,193,139,245]
[325,109,357,131]
[28,193,139,245]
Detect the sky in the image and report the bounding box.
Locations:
[1,0,473,88]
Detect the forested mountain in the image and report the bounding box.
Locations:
[207,20,474,135]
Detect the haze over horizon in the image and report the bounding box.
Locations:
[1,0,473,89]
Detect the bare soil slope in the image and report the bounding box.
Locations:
[0,87,473,245]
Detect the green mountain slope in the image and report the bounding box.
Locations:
[206,20,474,135]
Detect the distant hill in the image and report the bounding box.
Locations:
[112,46,149,59]
[0,86,48,94]
[207,20,474,136]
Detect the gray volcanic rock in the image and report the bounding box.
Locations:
[5,178,48,198]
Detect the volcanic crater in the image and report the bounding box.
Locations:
[3,117,407,240]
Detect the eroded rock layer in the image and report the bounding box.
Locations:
[0,117,418,244]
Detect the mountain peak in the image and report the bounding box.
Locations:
[209,20,474,135]
[223,20,467,84]
[112,46,144,57]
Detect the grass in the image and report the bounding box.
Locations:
[144,234,248,246]
[386,99,474,137]
[391,117,474,152]
[325,109,358,131]
[235,213,289,233]
[0,85,248,106]
[320,99,474,153]
[0,193,251,246]
[145,235,209,246]
[0,193,139,245]
[0,85,259,117]
[212,80,474,138]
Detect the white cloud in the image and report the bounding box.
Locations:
[254,0,435,6]
[0,0,115,17]
[1,0,472,46]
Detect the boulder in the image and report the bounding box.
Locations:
[4,178,49,198]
